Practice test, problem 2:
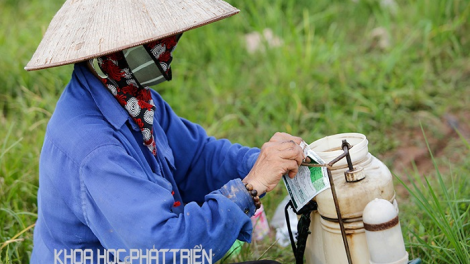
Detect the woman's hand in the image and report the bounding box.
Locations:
[242,132,306,195]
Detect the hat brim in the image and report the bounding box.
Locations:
[25,0,239,71]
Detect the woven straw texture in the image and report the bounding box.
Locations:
[25,0,239,71]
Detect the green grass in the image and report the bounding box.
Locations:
[1,0,470,263]
[398,130,470,264]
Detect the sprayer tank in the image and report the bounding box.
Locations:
[305,133,399,264]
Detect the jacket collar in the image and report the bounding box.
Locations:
[72,63,140,131]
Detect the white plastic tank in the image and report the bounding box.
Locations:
[304,133,398,264]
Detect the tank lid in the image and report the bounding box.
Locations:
[309,133,368,168]
[311,133,395,219]
[363,198,397,225]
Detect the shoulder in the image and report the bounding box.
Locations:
[44,112,121,166]
[149,89,183,129]
[44,91,122,166]
[43,64,133,164]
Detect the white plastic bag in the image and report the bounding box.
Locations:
[270,196,298,247]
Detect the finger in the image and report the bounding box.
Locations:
[277,144,305,164]
[276,140,299,151]
[288,171,296,179]
[286,160,300,178]
[276,140,306,158]
[290,136,304,145]
[269,132,289,142]
[270,132,303,145]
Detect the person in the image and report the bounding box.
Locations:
[25,0,307,263]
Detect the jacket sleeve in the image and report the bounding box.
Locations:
[79,144,256,263]
[152,91,260,203]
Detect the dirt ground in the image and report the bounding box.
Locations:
[379,110,470,198]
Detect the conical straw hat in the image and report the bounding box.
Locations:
[25,0,239,71]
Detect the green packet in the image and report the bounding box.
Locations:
[282,141,330,211]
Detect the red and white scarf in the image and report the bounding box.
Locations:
[95,34,181,155]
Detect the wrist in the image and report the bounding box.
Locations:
[243,182,261,210]
[242,177,266,195]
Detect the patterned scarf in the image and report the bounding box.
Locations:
[94,34,181,155]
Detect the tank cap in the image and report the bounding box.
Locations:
[344,166,365,182]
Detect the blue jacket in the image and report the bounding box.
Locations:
[31,63,260,263]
